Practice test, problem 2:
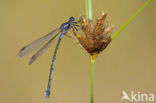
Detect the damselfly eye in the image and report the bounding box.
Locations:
[69,16,75,21]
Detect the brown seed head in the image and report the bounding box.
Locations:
[73,13,114,56]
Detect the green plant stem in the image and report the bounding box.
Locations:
[86,0,94,102]
[111,0,152,40]
[91,56,95,103]
[86,0,92,20]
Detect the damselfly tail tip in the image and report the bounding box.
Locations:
[29,61,33,65]
[45,90,50,98]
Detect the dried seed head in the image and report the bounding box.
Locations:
[73,13,114,56]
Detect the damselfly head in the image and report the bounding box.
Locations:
[69,16,75,22]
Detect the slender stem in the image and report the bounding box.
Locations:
[86,0,94,102]
[86,0,92,20]
[111,0,152,40]
[91,56,95,103]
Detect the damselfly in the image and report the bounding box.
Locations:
[18,17,79,98]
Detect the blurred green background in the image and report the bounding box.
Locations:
[0,0,156,103]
